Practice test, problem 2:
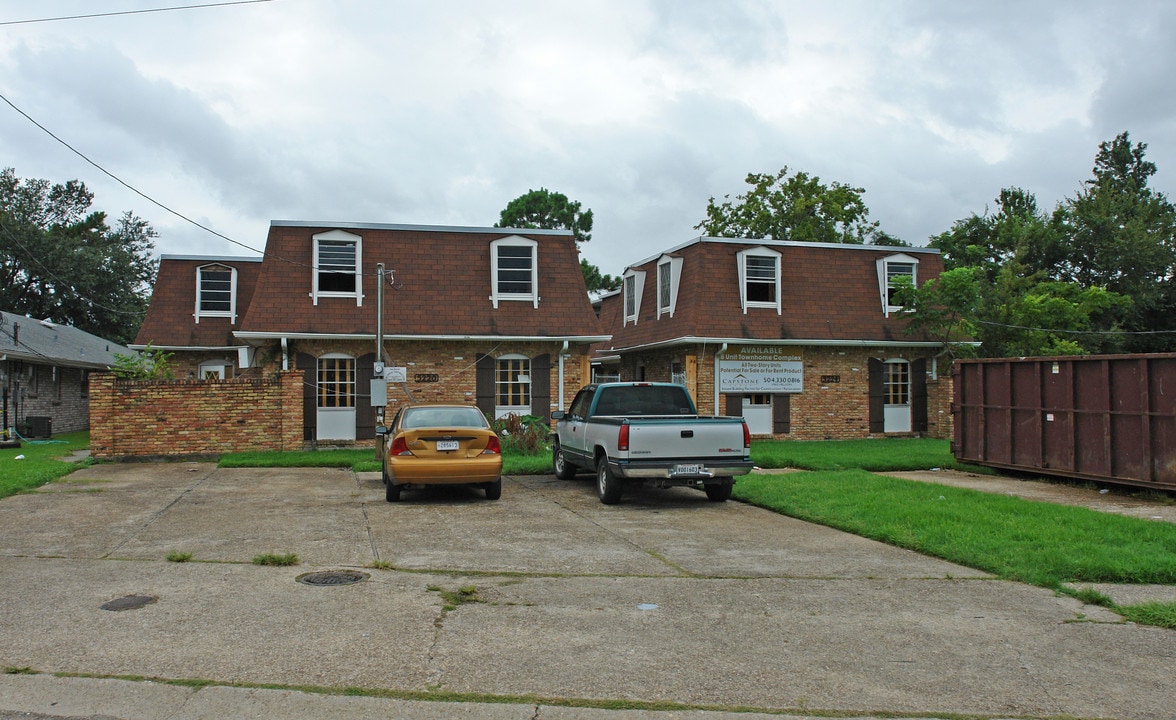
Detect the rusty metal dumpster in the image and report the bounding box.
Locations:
[953,354,1176,492]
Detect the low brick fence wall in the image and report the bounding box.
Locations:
[89,371,304,459]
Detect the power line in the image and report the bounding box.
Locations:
[0,0,276,27]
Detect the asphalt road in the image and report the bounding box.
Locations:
[0,463,1172,719]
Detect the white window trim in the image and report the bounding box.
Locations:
[656,255,683,318]
[736,246,782,315]
[197,361,231,380]
[876,253,919,318]
[494,353,531,418]
[489,236,539,309]
[194,264,237,324]
[312,230,363,307]
[623,268,646,326]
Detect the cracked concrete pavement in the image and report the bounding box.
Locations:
[0,462,1173,719]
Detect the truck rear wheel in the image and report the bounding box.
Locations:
[705,482,733,502]
[553,443,577,480]
[596,458,623,505]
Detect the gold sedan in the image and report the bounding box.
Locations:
[378,404,503,502]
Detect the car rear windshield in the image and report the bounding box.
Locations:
[594,385,694,416]
[402,407,488,429]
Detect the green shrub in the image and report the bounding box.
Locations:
[491,413,551,454]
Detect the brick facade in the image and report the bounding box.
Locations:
[611,344,954,440]
[89,371,303,459]
[6,364,93,435]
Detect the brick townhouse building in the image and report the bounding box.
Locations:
[591,237,956,439]
[133,221,607,445]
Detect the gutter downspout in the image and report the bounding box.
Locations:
[713,343,728,415]
[558,340,569,412]
[281,337,288,371]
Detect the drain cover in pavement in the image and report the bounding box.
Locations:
[297,570,369,586]
[101,595,158,612]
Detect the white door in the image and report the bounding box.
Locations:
[883,360,911,433]
[742,394,773,435]
[317,355,356,441]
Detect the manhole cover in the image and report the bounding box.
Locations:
[297,570,369,586]
[100,595,158,612]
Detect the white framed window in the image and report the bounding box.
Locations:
[876,254,919,317]
[195,264,237,323]
[884,359,911,406]
[623,269,645,325]
[198,361,231,380]
[656,254,683,318]
[490,236,539,308]
[736,247,782,314]
[495,355,531,417]
[312,230,362,306]
[317,355,356,408]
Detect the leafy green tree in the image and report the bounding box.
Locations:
[695,167,881,244]
[1053,132,1176,352]
[111,343,174,380]
[495,187,594,244]
[905,184,1133,357]
[495,188,620,292]
[0,168,157,345]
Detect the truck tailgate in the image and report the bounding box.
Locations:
[624,418,746,461]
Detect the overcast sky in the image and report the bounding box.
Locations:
[2,0,1174,277]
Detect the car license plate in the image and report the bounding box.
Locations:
[436,440,459,451]
[673,464,703,475]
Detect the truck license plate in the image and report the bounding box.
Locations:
[436,440,459,451]
[673,464,703,475]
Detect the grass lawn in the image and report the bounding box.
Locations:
[750,437,985,472]
[0,431,91,499]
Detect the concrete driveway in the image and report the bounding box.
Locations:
[0,463,1172,720]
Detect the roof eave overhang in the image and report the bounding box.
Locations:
[597,336,973,354]
[233,331,612,344]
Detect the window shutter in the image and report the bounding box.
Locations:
[356,353,376,440]
[475,354,495,416]
[296,353,317,441]
[772,394,791,434]
[911,358,928,433]
[724,393,743,417]
[868,358,885,433]
[530,353,551,422]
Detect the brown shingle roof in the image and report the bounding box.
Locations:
[601,238,944,351]
[135,256,262,347]
[232,222,604,339]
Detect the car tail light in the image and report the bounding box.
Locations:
[742,421,751,450]
[618,422,630,452]
[389,437,412,456]
[483,435,501,455]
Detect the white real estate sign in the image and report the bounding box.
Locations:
[718,346,803,393]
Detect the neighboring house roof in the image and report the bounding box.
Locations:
[0,310,130,368]
[137,222,607,347]
[135,255,263,348]
[599,237,946,354]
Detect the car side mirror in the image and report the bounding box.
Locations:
[551,411,565,420]
[375,425,388,436]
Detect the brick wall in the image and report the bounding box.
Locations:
[5,364,92,435]
[615,345,954,440]
[89,370,303,459]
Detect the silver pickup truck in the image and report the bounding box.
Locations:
[551,382,753,504]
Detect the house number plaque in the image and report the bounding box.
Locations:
[820,375,841,384]
[414,373,440,383]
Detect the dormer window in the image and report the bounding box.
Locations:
[196,264,237,323]
[490,236,539,308]
[313,230,362,306]
[656,254,683,318]
[736,247,782,314]
[876,253,919,317]
[623,268,645,325]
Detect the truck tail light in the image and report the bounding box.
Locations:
[742,421,751,450]
[483,435,502,455]
[618,422,630,452]
[389,436,412,456]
